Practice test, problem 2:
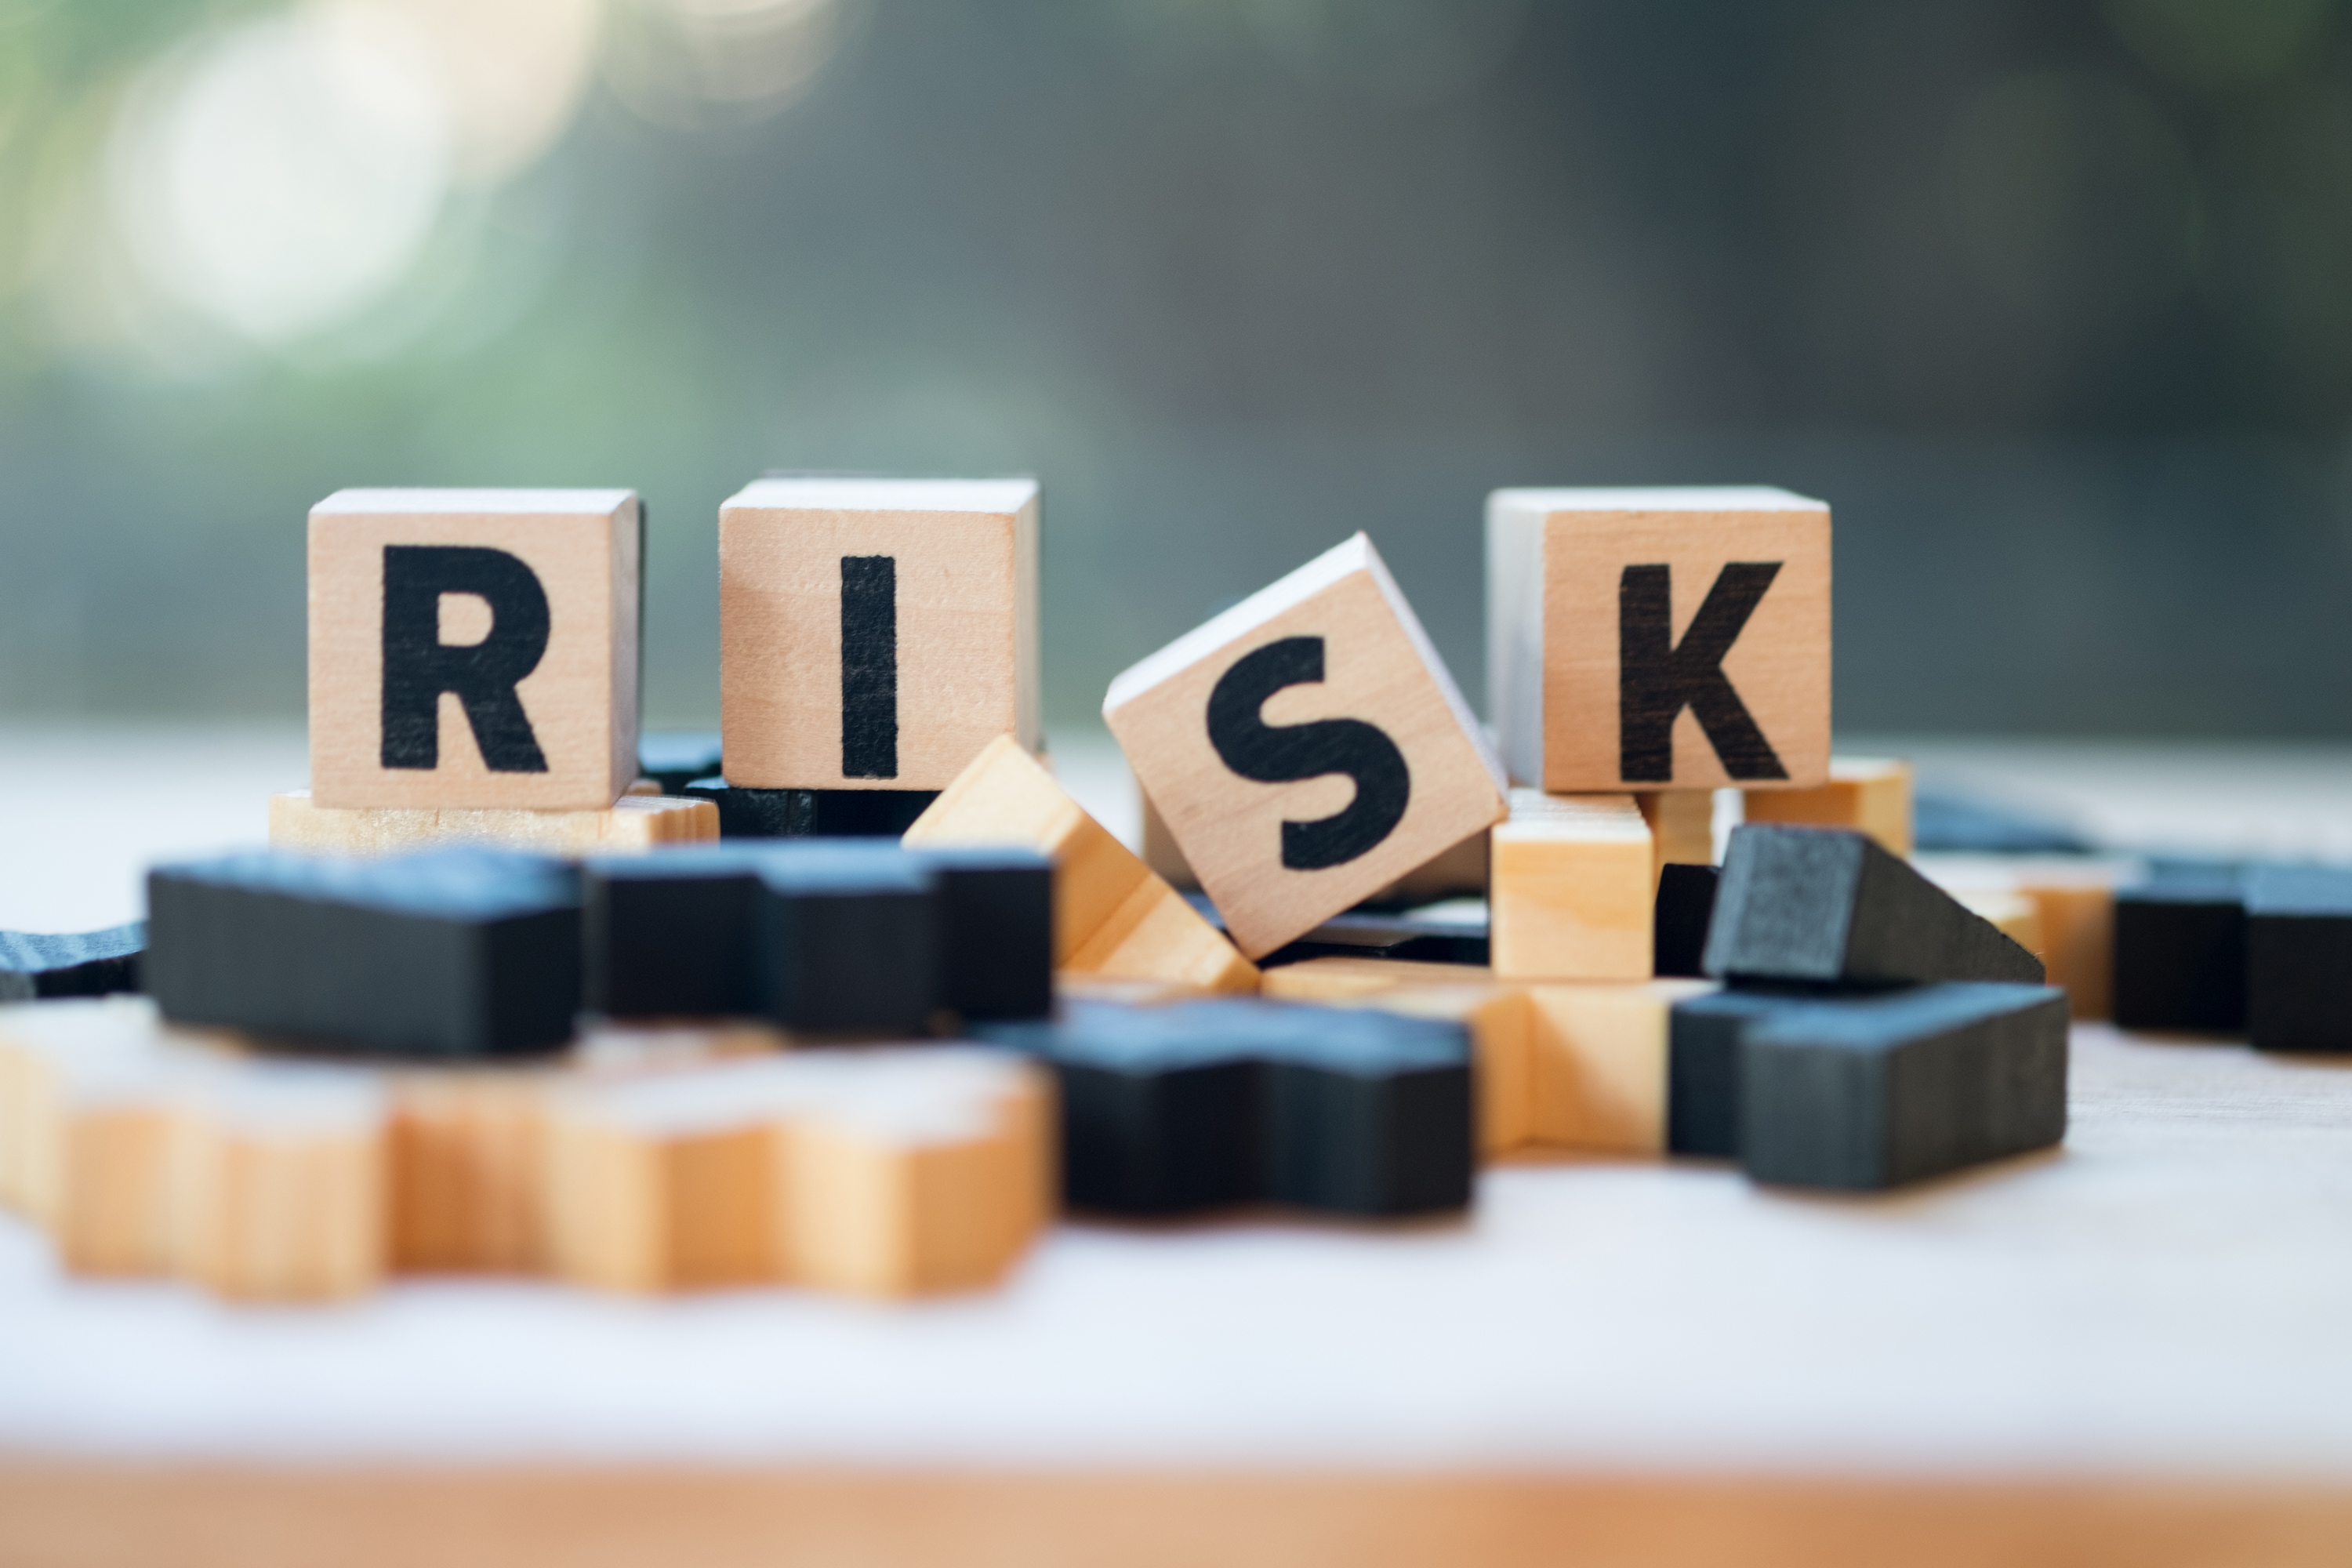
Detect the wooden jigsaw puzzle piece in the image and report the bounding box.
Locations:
[1104,533,1506,960]
[1490,790,1654,981]
[269,790,715,857]
[1704,825,2044,987]
[147,848,585,1057]
[0,924,144,1001]
[1741,757,1915,856]
[906,734,1257,993]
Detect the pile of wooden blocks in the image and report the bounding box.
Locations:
[0,480,2085,1305]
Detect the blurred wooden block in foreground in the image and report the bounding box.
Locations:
[270,790,715,857]
[1742,756,1915,858]
[906,735,1257,994]
[541,1048,1050,1298]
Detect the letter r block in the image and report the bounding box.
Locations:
[718,476,1041,792]
[1486,488,1831,793]
[1103,534,1508,960]
[309,488,641,810]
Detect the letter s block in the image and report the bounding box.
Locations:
[309,488,641,810]
[1486,488,1831,793]
[718,476,1041,791]
[1104,534,1507,960]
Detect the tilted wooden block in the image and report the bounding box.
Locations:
[539,1048,1049,1297]
[269,790,714,857]
[1704,826,2044,987]
[1490,790,1654,981]
[310,488,641,811]
[1636,789,1715,872]
[0,924,144,1002]
[175,1058,388,1301]
[1144,789,1486,906]
[1741,756,1914,857]
[1103,533,1507,960]
[147,848,585,1058]
[977,998,1472,1218]
[718,476,1040,792]
[905,735,1258,993]
[1526,981,1715,1156]
[1487,488,1830,793]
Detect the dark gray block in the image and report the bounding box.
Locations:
[0,923,144,1001]
[1738,982,2069,1190]
[1704,825,2043,987]
[145,849,581,1057]
[975,997,1472,1218]
[1654,863,1719,978]
[583,849,764,1017]
[911,846,1054,1022]
[755,844,941,1035]
[683,776,939,839]
[1665,987,1801,1157]
[2112,866,2247,1034]
[2244,864,2352,1052]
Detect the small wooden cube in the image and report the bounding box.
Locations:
[1104,534,1507,959]
[905,735,1258,993]
[310,488,641,811]
[1741,756,1914,856]
[1487,488,1830,793]
[1635,789,1715,871]
[1526,981,1715,1156]
[1490,790,1655,980]
[269,790,715,857]
[718,476,1040,791]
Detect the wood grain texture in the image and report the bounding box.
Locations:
[1744,756,1915,856]
[270,790,715,856]
[1635,789,1716,871]
[905,735,1258,993]
[1104,534,1505,959]
[389,1070,550,1274]
[1490,790,1655,980]
[718,477,1040,791]
[1145,788,1487,904]
[309,489,640,811]
[539,1050,1049,1298]
[2,1468,2347,1568]
[1488,488,1830,793]
[1526,981,1715,1156]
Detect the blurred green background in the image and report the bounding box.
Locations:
[2,0,2350,735]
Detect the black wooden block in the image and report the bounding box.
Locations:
[2244,864,2352,1051]
[1664,987,1802,1157]
[683,776,940,839]
[756,843,941,1035]
[1704,825,2044,987]
[1738,982,2069,1190]
[911,846,1054,1022]
[977,997,1472,1218]
[146,849,581,1056]
[0,923,144,1002]
[1258,909,1490,969]
[636,731,723,795]
[2112,866,2246,1033]
[1653,863,1719,979]
[583,850,764,1018]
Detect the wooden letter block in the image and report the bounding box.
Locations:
[1742,756,1914,856]
[718,476,1040,791]
[1487,488,1830,793]
[540,1048,1047,1297]
[1102,533,1507,960]
[1526,981,1714,1156]
[905,735,1258,993]
[310,488,641,811]
[1490,790,1654,980]
[270,790,714,857]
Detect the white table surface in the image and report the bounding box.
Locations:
[2,726,2349,1478]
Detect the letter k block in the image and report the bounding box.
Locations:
[309,488,642,810]
[1486,488,1831,793]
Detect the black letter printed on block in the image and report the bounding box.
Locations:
[1206,636,1410,871]
[840,554,898,779]
[1618,562,1787,783]
[381,545,551,772]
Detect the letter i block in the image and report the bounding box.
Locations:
[718,476,1041,791]
[310,489,642,810]
[1104,534,1508,960]
[1486,488,1831,793]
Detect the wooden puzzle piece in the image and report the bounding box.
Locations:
[905,735,1258,993]
[2242,865,2352,1052]
[1103,533,1507,960]
[977,997,1472,1218]
[1525,981,1717,1156]
[1487,487,1831,793]
[718,476,1040,791]
[309,488,641,811]
[2113,864,2246,1033]
[388,1067,551,1273]
[1734,982,2069,1190]
[1704,826,2044,987]
[540,1047,1048,1297]
[681,777,938,838]
[636,731,724,795]
[1653,863,1719,978]
[0,924,143,1001]
[1741,757,1915,856]
[1490,790,1654,980]
[147,848,585,1057]
[269,790,714,857]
